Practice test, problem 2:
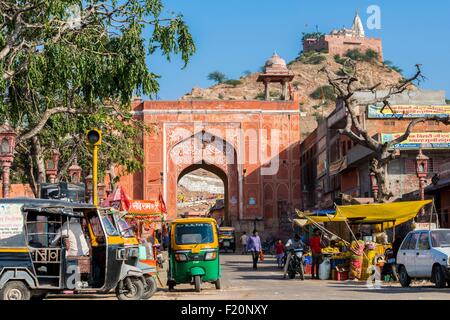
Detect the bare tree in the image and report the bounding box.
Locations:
[321,61,450,202]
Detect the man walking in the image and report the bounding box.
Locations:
[246,230,262,270]
[309,228,324,279]
[240,231,248,255]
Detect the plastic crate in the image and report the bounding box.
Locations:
[337,271,349,281]
[304,264,312,275]
[304,256,312,265]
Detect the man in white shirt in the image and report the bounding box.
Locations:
[240,232,249,255]
[52,218,89,256]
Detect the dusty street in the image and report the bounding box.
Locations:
[49,253,450,300]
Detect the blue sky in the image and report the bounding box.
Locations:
[148,0,450,100]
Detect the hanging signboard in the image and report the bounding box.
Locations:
[368,104,450,119]
[382,132,450,149]
[0,204,24,245]
[128,200,163,215]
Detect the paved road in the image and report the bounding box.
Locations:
[49,253,450,300]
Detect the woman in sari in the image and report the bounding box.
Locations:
[349,233,365,280]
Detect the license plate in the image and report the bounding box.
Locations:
[223,241,230,247]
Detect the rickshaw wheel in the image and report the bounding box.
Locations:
[214,279,221,290]
[141,275,157,300]
[194,275,201,292]
[168,281,175,292]
[116,277,144,300]
[0,281,31,300]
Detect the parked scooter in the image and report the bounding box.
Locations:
[382,248,399,281]
[286,249,306,280]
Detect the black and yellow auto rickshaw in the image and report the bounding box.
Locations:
[167,218,221,292]
[101,208,158,299]
[218,227,236,253]
[0,198,145,300]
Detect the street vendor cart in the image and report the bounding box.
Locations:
[294,200,433,282]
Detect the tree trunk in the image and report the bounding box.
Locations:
[108,162,117,192]
[31,136,46,197]
[370,158,392,203]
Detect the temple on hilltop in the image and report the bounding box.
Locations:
[303,12,383,60]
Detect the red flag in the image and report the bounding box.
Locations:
[158,192,167,213]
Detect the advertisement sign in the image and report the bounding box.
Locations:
[382,132,450,149]
[128,200,164,215]
[0,204,24,240]
[368,104,450,119]
[317,151,327,178]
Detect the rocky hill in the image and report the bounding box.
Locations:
[181,52,408,137]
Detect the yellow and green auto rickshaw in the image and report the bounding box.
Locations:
[167,217,221,292]
[218,227,236,253]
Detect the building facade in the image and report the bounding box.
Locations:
[119,54,303,237]
[303,13,383,60]
[300,90,450,226]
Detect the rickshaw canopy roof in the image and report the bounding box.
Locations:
[295,200,432,229]
[171,217,217,225]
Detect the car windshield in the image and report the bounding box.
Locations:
[430,230,450,247]
[175,223,214,245]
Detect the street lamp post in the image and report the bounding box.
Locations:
[45,149,60,183]
[416,149,429,216]
[85,173,93,203]
[370,172,379,201]
[0,123,17,198]
[86,129,102,207]
[253,216,263,232]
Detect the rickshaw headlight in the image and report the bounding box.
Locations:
[205,251,217,260]
[175,253,188,262]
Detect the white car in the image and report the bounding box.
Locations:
[397,229,450,288]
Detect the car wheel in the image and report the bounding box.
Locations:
[399,266,411,287]
[432,265,446,288]
[0,281,31,300]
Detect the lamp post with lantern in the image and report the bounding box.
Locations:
[45,149,60,183]
[370,172,379,201]
[0,123,17,198]
[416,149,429,216]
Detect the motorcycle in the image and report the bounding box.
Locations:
[382,248,399,281]
[286,248,306,280]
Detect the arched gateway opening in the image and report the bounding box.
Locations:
[166,129,240,226]
[176,162,228,225]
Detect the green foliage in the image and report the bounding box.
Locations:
[310,85,337,101]
[384,60,403,75]
[255,92,265,100]
[302,32,325,41]
[298,52,327,65]
[345,48,379,62]
[207,71,227,84]
[312,112,325,122]
[0,0,196,188]
[218,93,224,99]
[224,79,242,87]
[242,70,252,77]
[446,99,450,105]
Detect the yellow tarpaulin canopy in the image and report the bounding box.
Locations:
[295,200,432,229]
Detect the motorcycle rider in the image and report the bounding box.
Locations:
[283,233,305,278]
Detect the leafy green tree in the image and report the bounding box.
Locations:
[207,71,227,84]
[1,0,195,194]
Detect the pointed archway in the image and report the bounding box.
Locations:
[177,161,229,224]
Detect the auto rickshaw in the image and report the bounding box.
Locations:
[101,208,158,299]
[167,217,221,292]
[0,198,145,300]
[218,227,236,253]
